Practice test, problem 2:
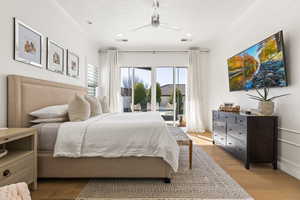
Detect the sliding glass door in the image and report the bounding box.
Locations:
[120,66,187,126]
[121,67,152,112]
[156,67,175,124]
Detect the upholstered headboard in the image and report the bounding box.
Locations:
[7,75,87,128]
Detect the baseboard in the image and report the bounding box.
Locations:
[278,156,300,180]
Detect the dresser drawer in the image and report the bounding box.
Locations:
[0,152,34,183]
[213,121,226,134]
[0,168,34,187]
[227,136,246,161]
[227,124,247,142]
[214,132,226,146]
[212,111,219,121]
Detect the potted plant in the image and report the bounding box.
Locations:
[247,76,290,115]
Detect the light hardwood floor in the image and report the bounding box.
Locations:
[31,132,300,200]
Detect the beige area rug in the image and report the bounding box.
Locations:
[77,145,253,200]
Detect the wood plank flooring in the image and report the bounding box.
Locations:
[31,132,300,200]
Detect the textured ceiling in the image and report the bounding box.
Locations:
[56,0,255,50]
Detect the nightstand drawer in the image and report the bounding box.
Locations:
[0,167,34,187]
[0,152,34,183]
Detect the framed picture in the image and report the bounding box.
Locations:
[14,18,43,68]
[67,50,79,78]
[47,39,64,74]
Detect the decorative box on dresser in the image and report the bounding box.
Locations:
[0,128,37,189]
[212,110,278,169]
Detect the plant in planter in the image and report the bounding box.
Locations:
[247,75,290,115]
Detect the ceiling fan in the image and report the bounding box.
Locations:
[130,0,182,32]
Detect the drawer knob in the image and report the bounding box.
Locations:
[4,138,9,141]
[3,169,11,177]
[239,132,242,135]
[228,142,232,145]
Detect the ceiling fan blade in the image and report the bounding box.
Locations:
[130,24,152,32]
[160,23,182,31]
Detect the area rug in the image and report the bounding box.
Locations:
[77,143,253,200]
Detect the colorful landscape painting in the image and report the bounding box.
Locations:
[227,31,287,91]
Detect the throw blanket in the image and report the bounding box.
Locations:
[0,182,31,200]
[54,112,179,171]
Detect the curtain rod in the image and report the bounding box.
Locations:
[119,50,209,53]
[99,49,209,53]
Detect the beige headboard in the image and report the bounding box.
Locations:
[7,75,87,128]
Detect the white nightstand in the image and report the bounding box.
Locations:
[0,128,37,190]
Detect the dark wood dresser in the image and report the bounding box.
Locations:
[212,110,278,169]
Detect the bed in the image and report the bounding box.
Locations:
[7,75,177,182]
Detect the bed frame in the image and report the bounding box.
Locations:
[7,75,172,181]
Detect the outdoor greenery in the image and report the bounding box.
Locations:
[169,88,184,115]
[147,83,162,104]
[134,83,147,107]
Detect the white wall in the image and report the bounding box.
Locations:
[0,0,99,127]
[118,52,189,67]
[206,0,300,179]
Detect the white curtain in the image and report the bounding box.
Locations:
[186,50,205,133]
[99,50,121,113]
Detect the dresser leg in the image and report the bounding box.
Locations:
[273,161,277,170]
[245,162,250,169]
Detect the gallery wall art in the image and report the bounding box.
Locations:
[14,18,43,68]
[47,39,65,74]
[67,50,80,78]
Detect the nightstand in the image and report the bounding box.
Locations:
[0,128,37,190]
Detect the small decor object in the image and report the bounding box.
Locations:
[178,115,186,127]
[47,39,65,74]
[247,74,290,116]
[67,50,79,78]
[219,103,240,113]
[14,18,43,68]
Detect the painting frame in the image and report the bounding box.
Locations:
[47,38,65,74]
[67,50,80,78]
[14,18,43,68]
[227,31,287,92]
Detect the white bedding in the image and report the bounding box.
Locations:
[54,112,179,172]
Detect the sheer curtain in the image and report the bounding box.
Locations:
[99,50,121,112]
[186,50,205,133]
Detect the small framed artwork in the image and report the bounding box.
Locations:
[14,18,43,68]
[67,50,79,78]
[47,39,64,74]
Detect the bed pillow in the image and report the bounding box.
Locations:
[85,95,102,117]
[30,104,68,119]
[30,117,67,124]
[68,94,91,121]
[98,96,110,113]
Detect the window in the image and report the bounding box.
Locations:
[120,66,187,126]
[87,64,99,96]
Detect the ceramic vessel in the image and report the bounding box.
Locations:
[258,101,274,116]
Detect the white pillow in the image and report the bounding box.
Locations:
[30,105,68,119]
[30,117,67,123]
[68,94,91,121]
[85,95,102,117]
[98,96,110,113]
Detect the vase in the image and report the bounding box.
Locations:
[258,101,274,116]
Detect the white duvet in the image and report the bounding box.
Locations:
[54,112,179,172]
